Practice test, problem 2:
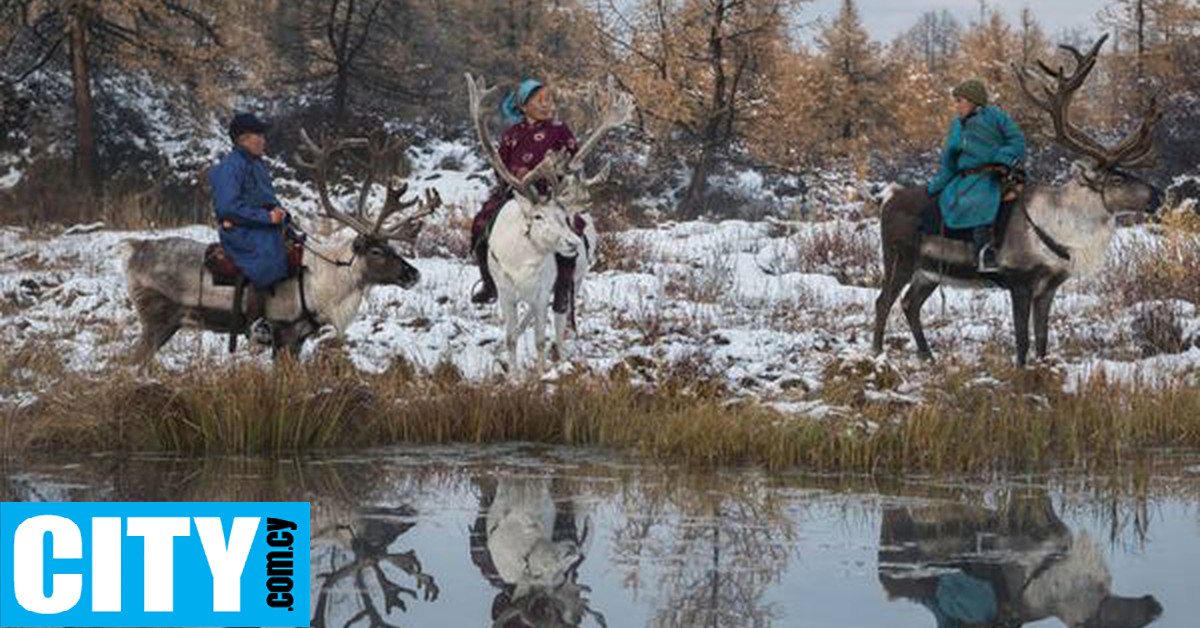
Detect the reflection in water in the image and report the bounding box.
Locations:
[1,450,1190,628]
[611,479,792,628]
[470,474,607,628]
[311,505,440,628]
[878,493,1163,628]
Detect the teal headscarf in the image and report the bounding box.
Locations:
[500,79,544,126]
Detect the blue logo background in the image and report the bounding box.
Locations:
[0,502,309,627]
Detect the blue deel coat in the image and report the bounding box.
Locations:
[926,105,1026,230]
[208,147,288,289]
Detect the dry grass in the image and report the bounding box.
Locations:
[775,222,881,287]
[2,353,1199,476]
[1095,210,1200,309]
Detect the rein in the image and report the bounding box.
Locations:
[303,241,357,268]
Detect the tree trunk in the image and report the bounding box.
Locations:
[679,143,715,219]
[332,70,350,129]
[69,4,98,201]
[1135,0,1145,85]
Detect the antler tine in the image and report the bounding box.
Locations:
[465,73,538,200]
[376,187,440,243]
[566,75,634,174]
[354,134,407,224]
[1012,36,1126,168]
[295,127,375,235]
[518,149,566,202]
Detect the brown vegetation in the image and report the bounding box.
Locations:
[3,351,1198,475]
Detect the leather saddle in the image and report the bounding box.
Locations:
[204,240,305,287]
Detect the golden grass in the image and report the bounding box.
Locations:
[3,350,1199,475]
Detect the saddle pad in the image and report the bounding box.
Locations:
[204,243,241,286]
[203,241,305,287]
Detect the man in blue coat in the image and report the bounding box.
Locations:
[927,80,1026,272]
[208,113,289,344]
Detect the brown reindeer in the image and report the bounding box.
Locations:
[872,35,1164,366]
[124,130,438,362]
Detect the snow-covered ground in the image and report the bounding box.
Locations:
[3,139,1200,414]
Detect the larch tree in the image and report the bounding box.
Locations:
[808,0,889,159]
[0,0,223,201]
[592,0,802,218]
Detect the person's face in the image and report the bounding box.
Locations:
[523,87,555,122]
[238,132,267,157]
[956,97,977,119]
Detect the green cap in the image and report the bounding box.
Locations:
[953,80,989,107]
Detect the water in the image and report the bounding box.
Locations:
[4,445,1198,628]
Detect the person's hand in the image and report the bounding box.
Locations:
[269,208,287,225]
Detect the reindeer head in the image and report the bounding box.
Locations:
[1015,34,1164,217]
[466,73,632,243]
[295,130,440,289]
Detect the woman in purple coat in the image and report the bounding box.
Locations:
[471,79,582,313]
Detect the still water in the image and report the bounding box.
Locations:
[4,445,1198,628]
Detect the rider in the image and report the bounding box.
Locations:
[470,78,582,314]
[208,112,290,345]
[927,79,1026,273]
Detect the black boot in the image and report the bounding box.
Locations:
[973,226,999,273]
[552,254,576,314]
[244,287,274,346]
[471,241,497,305]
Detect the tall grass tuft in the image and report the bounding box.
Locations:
[3,356,1200,474]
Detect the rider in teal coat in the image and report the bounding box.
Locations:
[927,80,1025,272]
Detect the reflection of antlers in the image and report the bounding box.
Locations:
[1013,34,1160,170]
[310,510,440,628]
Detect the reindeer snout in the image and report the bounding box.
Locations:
[1148,186,1164,213]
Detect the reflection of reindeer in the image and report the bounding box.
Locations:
[470,475,607,628]
[311,505,440,628]
[878,494,1162,628]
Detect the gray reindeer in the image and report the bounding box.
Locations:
[124,130,437,361]
[872,35,1163,366]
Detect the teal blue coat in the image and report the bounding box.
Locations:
[926,106,1025,229]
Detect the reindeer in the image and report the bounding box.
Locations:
[465,73,633,375]
[469,475,607,628]
[878,493,1163,628]
[124,130,438,362]
[872,35,1163,366]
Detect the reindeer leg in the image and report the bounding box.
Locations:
[532,301,549,378]
[1010,286,1034,367]
[130,288,181,365]
[873,258,913,355]
[1032,278,1065,362]
[552,310,568,363]
[901,275,939,362]
[501,297,519,373]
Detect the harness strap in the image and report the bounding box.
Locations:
[229,277,245,354]
[284,267,324,330]
[303,241,356,268]
[1024,211,1072,262]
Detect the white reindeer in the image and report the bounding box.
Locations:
[465,73,633,375]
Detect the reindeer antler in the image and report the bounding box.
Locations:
[565,75,635,176]
[296,128,436,242]
[1013,34,1161,170]
[295,128,374,234]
